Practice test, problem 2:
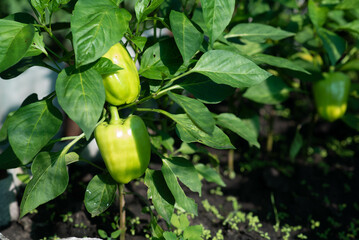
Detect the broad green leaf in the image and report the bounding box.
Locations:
[84,173,117,217]
[144,169,175,224]
[92,57,122,75]
[162,158,197,215]
[0,56,46,80]
[191,50,271,88]
[317,27,346,66]
[135,0,165,22]
[183,225,203,240]
[165,157,202,196]
[337,20,359,34]
[215,39,272,56]
[0,146,22,170]
[178,74,235,104]
[216,113,260,148]
[20,152,68,217]
[243,76,291,104]
[342,113,359,131]
[56,67,105,139]
[170,11,203,64]
[71,0,131,66]
[308,0,328,28]
[64,152,80,165]
[8,100,62,164]
[336,0,359,10]
[226,23,294,42]
[0,111,14,143]
[340,59,359,71]
[0,20,35,73]
[163,232,177,240]
[131,36,147,51]
[251,54,310,74]
[201,0,235,46]
[24,31,47,57]
[172,114,234,149]
[194,163,225,187]
[139,38,184,80]
[289,128,303,160]
[171,213,189,230]
[168,92,215,134]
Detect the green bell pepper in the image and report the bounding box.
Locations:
[94,106,151,184]
[313,72,351,122]
[102,43,140,106]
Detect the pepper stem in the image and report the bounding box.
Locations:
[109,105,121,124]
[119,184,126,240]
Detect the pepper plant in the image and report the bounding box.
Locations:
[0,0,358,239]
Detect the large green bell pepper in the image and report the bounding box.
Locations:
[94,106,151,184]
[102,43,140,106]
[313,72,351,122]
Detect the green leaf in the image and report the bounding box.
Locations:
[342,113,359,131]
[243,76,291,104]
[251,54,310,74]
[168,92,215,134]
[215,113,260,148]
[201,0,235,46]
[336,0,359,10]
[171,213,189,230]
[0,111,14,143]
[0,146,22,170]
[183,225,203,240]
[162,158,197,215]
[317,27,346,66]
[139,38,184,80]
[165,157,202,196]
[71,0,132,66]
[92,57,122,75]
[337,20,359,34]
[163,232,177,240]
[0,20,35,73]
[0,56,46,80]
[144,169,175,224]
[226,23,294,42]
[20,152,68,217]
[84,173,117,217]
[56,67,105,139]
[8,100,62,164]
[308,0,328,28]
[289,128,303,160]
[170,10,203,64]
[340,59,359,71]
[131,36,147,51]
[135,0,165,22]
[178,74,235,104]
[194,163,225,187]
[191,50,271,88]
[172,114,234,150]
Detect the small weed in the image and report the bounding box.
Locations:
[202,199,224,220]
[60,212,73,223]
[210,187,223,196]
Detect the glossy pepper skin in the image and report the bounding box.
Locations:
[94,107,151,184]
[313,72,351,122]
[102,43,140,106]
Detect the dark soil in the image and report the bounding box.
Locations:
[1,116,359,240]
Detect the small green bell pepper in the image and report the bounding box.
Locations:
[102,43,140,106]
[313,72,351,122]
[94,106,151,184]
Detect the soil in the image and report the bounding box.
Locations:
[1,112,358,240]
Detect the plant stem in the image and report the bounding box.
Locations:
[109,105,122,124]
[228,149,235,179]
[166,71,192,87]
[119,184,126,240]
[136,108,174,120]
